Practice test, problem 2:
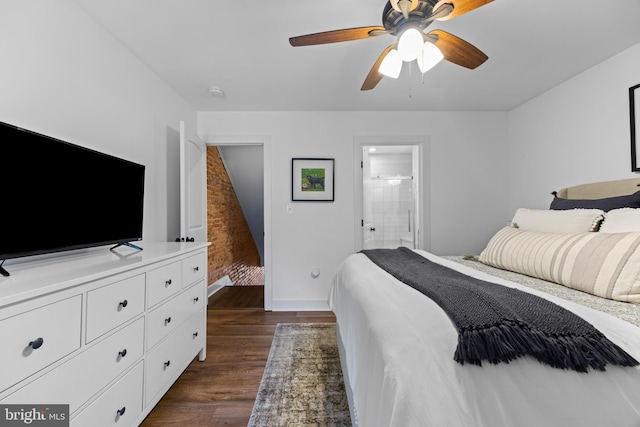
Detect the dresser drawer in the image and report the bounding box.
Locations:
[146,283,206,351]
[86,274,145,343]
[0,296,81,392]
[145,310,205,405]
[147,261,182,308]
[71,361,143,427]
[181,252,206,288]
[4,318,144,413]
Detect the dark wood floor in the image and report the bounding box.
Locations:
[140,286,336,426]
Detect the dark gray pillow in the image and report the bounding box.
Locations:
[550,191,640,212]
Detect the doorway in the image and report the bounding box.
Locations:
[206,135,273,310]
[354,136,430,253]
[363,145,419,249]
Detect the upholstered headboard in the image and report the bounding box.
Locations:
[480,177,640,303]
[555,178,640,199]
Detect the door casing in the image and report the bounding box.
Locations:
[353,136,430,253]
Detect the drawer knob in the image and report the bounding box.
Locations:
[193,297,199,303]
[193,266,199,272]
[29,337,44,350]
[165,317,172,325]
[193,332,198,338]
[119,300,128,309]
[164,360,171,368]
[165,279,172,286]
[118,349,127,358]
[116,407,126,416]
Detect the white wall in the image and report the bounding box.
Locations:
[508,42,640,214]
[1,1,197,246]
[199,111,509,310]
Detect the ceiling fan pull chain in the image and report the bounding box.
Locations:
[409,63,414,98]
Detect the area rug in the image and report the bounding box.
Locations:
[248,323,352,427]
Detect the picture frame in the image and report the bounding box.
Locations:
[291,158,335,201]
[630,83,640,171]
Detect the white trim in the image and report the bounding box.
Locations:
[271,298,330,312]
[212,274,233,287]
[205,135,269,145]
[207,283,225,298]
[203,135,273,311]
[353,135,431,252]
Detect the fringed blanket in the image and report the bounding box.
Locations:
[361,247,639,372]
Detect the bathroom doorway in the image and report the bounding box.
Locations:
[362,145,420,250]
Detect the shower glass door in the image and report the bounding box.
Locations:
[371,176,415,249]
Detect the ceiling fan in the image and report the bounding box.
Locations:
[289,0,493,91]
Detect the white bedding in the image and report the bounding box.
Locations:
[329,250,640,427]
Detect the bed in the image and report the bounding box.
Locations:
[329,178,640,427]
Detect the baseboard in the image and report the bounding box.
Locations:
[207,284,225,298]
[271,298,331,311]
[213,275,233,287]
[208,275,234,298]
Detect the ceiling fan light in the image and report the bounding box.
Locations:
[417,42,444,73]
[397,28,423,62]
[379,49,402,79]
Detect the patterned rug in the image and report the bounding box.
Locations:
[248,323,352,427]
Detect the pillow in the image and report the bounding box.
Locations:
[511,208,604,233]
[479,227,640,303]
[599,208,640,233]
[550,191,640,211]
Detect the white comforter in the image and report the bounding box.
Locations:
[329,250,640,427]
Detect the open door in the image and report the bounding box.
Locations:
[362,147,375,249]
[179,121,207,243]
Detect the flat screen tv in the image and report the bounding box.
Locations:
[0,120,145,275]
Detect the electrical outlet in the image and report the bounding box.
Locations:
[287,204,293,215]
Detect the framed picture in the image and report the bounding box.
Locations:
[630,83,640,171]
[291,158,335,201]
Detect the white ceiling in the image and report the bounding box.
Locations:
[73,0,640,112]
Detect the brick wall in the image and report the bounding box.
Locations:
[206,146,264,287]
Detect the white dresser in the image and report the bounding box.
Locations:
[0,242,209,426]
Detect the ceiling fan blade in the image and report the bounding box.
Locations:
[361,45,394,91]
[428,29,487,69]
[289,26,386,47]
[433,0,493,21]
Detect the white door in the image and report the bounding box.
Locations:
[411,145,421,249]
[362,148,375,249]
[179,121,207,243]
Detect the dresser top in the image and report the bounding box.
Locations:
[0,242,209,308]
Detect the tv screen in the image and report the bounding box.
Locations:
[0,120,145,262]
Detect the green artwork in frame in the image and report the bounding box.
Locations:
[291,158,335,201]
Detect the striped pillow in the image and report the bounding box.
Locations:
[479,227,640,303]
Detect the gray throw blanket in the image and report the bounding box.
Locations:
[361,247,639,372]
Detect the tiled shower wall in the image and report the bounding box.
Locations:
[369,153,415,249]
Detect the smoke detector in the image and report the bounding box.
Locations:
[208,86,225,97]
